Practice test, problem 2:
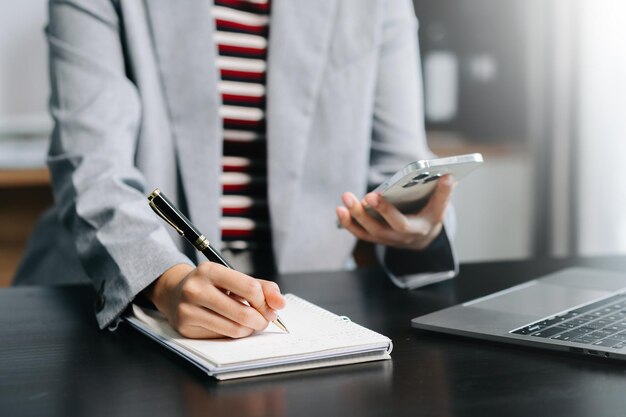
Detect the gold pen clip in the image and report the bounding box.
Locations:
[148,188,185,236]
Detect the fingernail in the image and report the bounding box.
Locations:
[342,193,355,208]
[365,193,379,208]
[267,309,277,322]
[445,175,455,186]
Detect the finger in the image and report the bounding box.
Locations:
[229,293,247,304]
[361,191,446,248]
[341,192,387,237]
[337,206,407,247]
[420,174,455,224]
[176,303,255,339]
[179,272,268,330]
[348,194,416,244]
[260,280,286,311]
[197,262,277,323]
[336,206,376,243]
[199,284,269,331]
[413,221,444,250]
[363,192,412,233]
[366,192,434,236]
[174,323,223,339]
[340,204,436,249]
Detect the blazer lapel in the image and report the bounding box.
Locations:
[144,0,222,244]
[266,0,339,256]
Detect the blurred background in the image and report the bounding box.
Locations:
[0,0,625,286]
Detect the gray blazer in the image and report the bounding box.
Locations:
[15,0,456,328]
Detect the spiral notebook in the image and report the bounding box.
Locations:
[126,294,393,380]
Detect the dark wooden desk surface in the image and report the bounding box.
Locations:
[4,256,626,417]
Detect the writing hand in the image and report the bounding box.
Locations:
[145,263,286,339]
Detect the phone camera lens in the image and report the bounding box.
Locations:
[402,181,419,188]
[412,173,430,181]
[423,174,442,183]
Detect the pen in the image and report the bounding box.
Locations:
[147,188,289,333]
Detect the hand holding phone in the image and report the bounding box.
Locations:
[336,153,483,251]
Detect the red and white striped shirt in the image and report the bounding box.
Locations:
[213,0,272,266]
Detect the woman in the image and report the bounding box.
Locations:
[15,0,457,338]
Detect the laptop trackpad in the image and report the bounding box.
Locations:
[467,281,610,317]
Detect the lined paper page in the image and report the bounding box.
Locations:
[131,294,391,368]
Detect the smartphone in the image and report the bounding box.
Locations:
[366,153,483,217]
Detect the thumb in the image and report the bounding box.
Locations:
[259,279,286,311]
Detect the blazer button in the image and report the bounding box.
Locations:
[94,281,106,312]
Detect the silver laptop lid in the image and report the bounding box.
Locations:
[412,268,626,359]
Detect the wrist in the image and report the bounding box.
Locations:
[145,263,194,305]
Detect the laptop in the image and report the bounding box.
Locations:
[412,267,626,359]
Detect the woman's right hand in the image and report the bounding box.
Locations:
[144,262,286,339]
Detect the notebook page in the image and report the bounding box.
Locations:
[216,350,392,380]
[132,294,391,369]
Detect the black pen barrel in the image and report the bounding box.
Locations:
[150,191,202,240]
[201,247,234,269]
[149,189,233,269]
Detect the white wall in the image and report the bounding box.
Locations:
[0,1,49,131]
[577,1,626,255]
[452,152,534,262]
[454,1,626,262]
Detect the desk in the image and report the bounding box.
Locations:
[4,256,626,417]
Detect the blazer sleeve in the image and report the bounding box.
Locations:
[46,0,192,328]
[369,0,458,288]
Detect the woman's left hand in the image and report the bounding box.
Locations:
[336,175,456,251]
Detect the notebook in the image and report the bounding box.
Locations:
[126,294,393,380]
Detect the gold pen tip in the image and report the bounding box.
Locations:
[274,316,289,333]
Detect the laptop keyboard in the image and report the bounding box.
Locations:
[510,293,626,349]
